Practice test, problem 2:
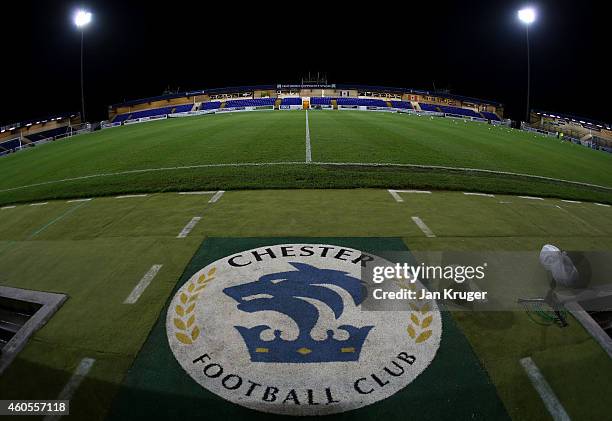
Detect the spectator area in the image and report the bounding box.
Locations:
[224,98,275,108]
[113,104,194,123]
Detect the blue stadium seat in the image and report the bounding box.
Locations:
[224,98,275,108]
[172,104,194,113]
[419,103,440,112]
[481,111,501,121]
[390,101,412,109]
[337,98,388,107]
[436,105,481,118]
[201,101,221,110]
[281,97,302,106]
[25,126,70,142]
[311,97,332,105]
[0,138,21,151]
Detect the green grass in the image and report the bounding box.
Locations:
[0,110,611,205]
[0,190,611,420]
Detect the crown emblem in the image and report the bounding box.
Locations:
[223,262,373,363]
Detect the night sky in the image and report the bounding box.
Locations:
[2,0,610,125]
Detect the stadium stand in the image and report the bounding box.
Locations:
[435,105,481,117]
[280,97,302,106]
[481,111,501,121]
[390,101,413,110]
[224,98,275,108]
[0,138,21,151]
[173,104,194,113]
[112,104,193,123]
[25,126,71,142]
[200,101,221,110]
[337,98,388,107]
[419,103,441,112]
[311,97,332,105]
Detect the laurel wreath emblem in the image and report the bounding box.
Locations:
[396,281,434,344]
[173,267,216,345]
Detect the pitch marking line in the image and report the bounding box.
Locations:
[30,202,48,206]
[464,192,495,197]
[519,196,544,201]
[116,194,148,199]
[177,217,202,238]
[388,189,431,202]
[561,200,581,204]
[124,264,163,304]
[411,216,436,238]
[1,206,16,210]
[208,190,225,203]
[305,110,312,163]
[178,191,216,195]
[595,203,611,207]
[520,357,570,421]
[67,198,93,203]
[43,357,95,421]
[28,201,91,238]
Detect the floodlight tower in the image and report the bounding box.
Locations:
[74,10,92,123]
[518,7,536,123]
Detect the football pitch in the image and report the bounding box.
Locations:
[0,110,611,420]
[0,110,611,206]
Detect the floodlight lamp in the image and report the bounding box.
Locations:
[74,10,92,28]
[518,8,536,25]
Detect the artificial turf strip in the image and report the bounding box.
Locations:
[0,190,610,421]
[108,237,509,421]
[1,110,611,206]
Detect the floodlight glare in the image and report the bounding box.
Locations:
[518,8,536,25]
[74,10,92,28]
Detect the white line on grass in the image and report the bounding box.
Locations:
[178,191,216,195]
[520,357,570,421]
[1,206,16,210]
[411,216,436,238]
[177,217,202,238]
[67,198,93,203]
[305,110,312,163]
[561,199,581,204]
[388,190,404,202]
[30,202,48,206]
[44,357,95,421]
[208,190,225,203]
[464,192,495,197]
[28,200,90,238]
[1,161,610,194]
[124,264,163,304]
[519,196,544,201]
[388,189,431,202]
[595,203,610,207]
[115,194,148,199]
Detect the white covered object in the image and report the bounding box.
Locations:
[539,244,580,287]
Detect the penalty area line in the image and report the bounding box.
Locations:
[124,264,163,304]
[520,357,570,421]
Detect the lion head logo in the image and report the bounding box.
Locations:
[223,262,373,363]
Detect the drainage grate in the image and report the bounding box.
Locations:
[0,296,42,349]
[0,286,67,374]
